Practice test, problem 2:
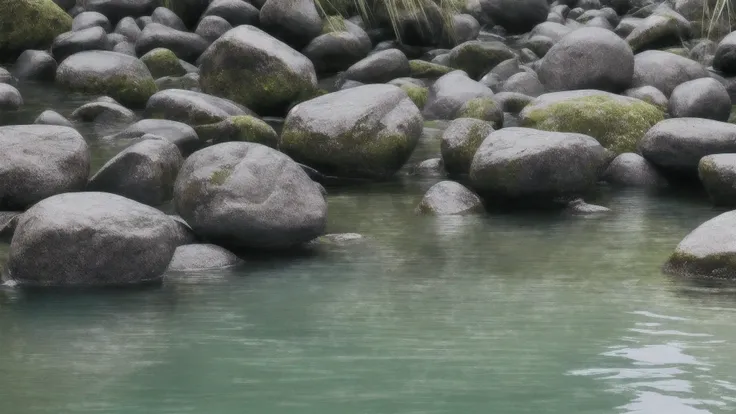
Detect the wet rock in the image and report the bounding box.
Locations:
[470,127,608,202]
[447,40,515,80]
[141,47,186,78]
[259,0,322,49]
[307,233,365,248]
[631,50,709,97]
[195,16,232,43]
[689,38,717,67]
[538,27,634,93]
[173,142,327,250]
[113,40,137,56]
[480,0,549,34]
[0,125,89,210]
[0,0,72,60]
[699,154,736,206]
[304,32,371,74]
[280,84,422,180]
[0,84,23,110]
[520,90,664,154]
[423,71,495,120]
[199,25,317,116]
[602,152,668,188]
[70,98,137,129]
[5,192,178,287]
[72,11,111,32]
[135,23,209,63]
[167,244,241,271]
[202,0,260,27]
[416,181,485,215]
[412,158,446,177]
[194,116,278,147]
[639,118,736,177]
[34,110,73,127]
[145,89,254,125]
[668,78,731,122]
[151,6,186,31]
[102,118,201,156]
[88,138,183,206]
[664,210,736,279]
[441,118,494,176]
[56,50,156,107]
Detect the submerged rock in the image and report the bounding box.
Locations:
[167,244,241,272]
[412,158,446,177]
[0,0,72,60]
[280,84,422,180]
[519,90,664,154]
[174,142,327,250]
[665,210,736,279]
[602,153,669,188]
[70,98,137,127]
[416,181,485,215]
[0,125,89,210]
[5,192,178,287]
[699,154,736,206]
[564,199,611,215]
[34,110,73,127]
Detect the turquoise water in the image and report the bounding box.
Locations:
[2,83,736,414]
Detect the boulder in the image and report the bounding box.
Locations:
[52,27,108,63]
[622,85,668,110]
[631,50,709,97]
[5,192,178,287]
[159,0,210,29]
[70,98,137,133]
[441,118,495,176]
[259,0,322,49]
[199,25,318,116]
[500,71,545,97]
[602,152,668,188]
[0,67,14,83]
[0,84,23,110]
[668,77,731,122]
[343,49,410,84]
[409,60,453,79]
[415,181,485,215]
[0,0,72,61]
[114,16,142,42]
[303,32,370,74]
[167,243,241,271]
[34,110,73,127]
[280,84,423,180]
[538,27,634,93]
[626,11,692,53]
[639,118,736,177]
[135,23,209,63]
[102,118,201,156]
[699,154,736,206]
[140,47,186,78]
[412,158,446,177]
[13,50,57,81]
[194,116,278,147]
[494,91,533,113]
[520,90,664,154]
[72,11,111,32]
[664,210,736,279]
[195,16,233,43]
[151,6,186,31]
[714,31,736,75]
[423,71,495,120]
[480,0,549,34]
[88,138,182,206]
[144,89,253,125]
[56,51,156,107]
[469,127,608,201]
[201,0,259,27]
[447,40,516,80]
[173,142,327,250]
[0,125,89,210]
[455,97,503,128]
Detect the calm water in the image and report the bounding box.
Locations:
[2,83,736,414]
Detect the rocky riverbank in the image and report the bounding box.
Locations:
[1,0,736,286]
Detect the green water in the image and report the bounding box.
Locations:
[2,84,736,414]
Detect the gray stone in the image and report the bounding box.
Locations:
[501,71,544,97]
[304,32,371,74]
[259,0,322,49]
[626,11,692,53]
[602,152,669,188]
[664,210,736,279]
[714,30,736,75]
[167,244,241,271]
[72,11,111,32]
[447,40,516,80]
[70,98,137,130]
[52,27,108,63]
[343,49,410,84]
[415,181,485,215]
[151,7,186,31]
[631,50,709,97]
[412,158,446,177]
[5,192,178,287]
[480,0,550,34]
[34,110,73,127]
[195,16,232,43]
[114,16,142,42]
[668,78,731,121]
[0,84,22,110]
[202,0,260,27]
[82,0,158,22]
[564,198,611,215]
[144,89,253,125]
[423,71,495,120]
[699,154,736,206]
[135,23,209,63]
[623,85,667,110]
[441,118,494,176]
[103,118,202,156]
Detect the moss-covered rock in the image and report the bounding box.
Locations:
[141,48,186,79]
[447,40,515,80]
[409,59,453,78]
[456,97,503,128]
[199,25,318,116]
[664,210,736,279]
[519,90,664,154]
[56,51,157,108]
[415,181,484,215]
[194,115,278,147]
[0,0,72,61]
[399,84,428,109]
[441,118,494,176]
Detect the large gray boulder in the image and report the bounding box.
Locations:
[0,0,72,61]
[102,118,201,156]
[415,181,485,215]
[602,152,668,188]
[668,77,731,121]
[630,50,709,97]
[343,49,410,84]
[144,89,253,125]
[480,0,549,34]
[664,210,736,279]
[280,84,423,180]
[173,142,327,250]
[199,25,317,116]
[167,244,241,271]
[4,192,178,287]
[639,118,736,177]
[469,127,608,201]
[56,50,156,107]
[88,138,183,206]
[699,154,736,206]
[0,125,89,211]
[441,118,494,176]
[538,27,634,93]
[423,70,495,120]
[259,0,322,49]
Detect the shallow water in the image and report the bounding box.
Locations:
[2,83,736,414]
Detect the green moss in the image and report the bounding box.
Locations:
[409,60,453,78]
[141,48,186,79]
[0,0,72,61]
[457,97,503,128]
[322,15,347,34]
[665,251,736,279]
[521,95,664,154]
[401,84,428,108]
[58,74,157,108]
[209,165,234,186]
[195,115,279,147]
